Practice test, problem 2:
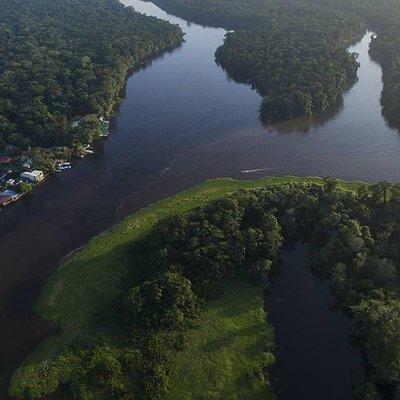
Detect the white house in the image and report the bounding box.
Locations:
[20,170,44,182]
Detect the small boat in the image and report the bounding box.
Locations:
[58,165,72,171]
[58,162,71,168]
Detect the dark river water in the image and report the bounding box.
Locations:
[268,245,363,399]
[0,0,397,398]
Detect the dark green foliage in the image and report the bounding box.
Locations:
[131,178,400,399]
[15,178,400,399]
[354,380,382,400]
[69,344,126,399]
[125,272,200,330]
[353,300,400,387]
[0,0,183,154]
[215,9,363,123]
[370,30,400,129]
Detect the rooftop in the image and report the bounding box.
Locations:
[21,170,43,177]
[0,189,18,198]
[31,170,44,177]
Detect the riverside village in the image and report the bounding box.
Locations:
[0,117,109,209]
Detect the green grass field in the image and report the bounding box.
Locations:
[167,277,275,400]
[9,176,363,399]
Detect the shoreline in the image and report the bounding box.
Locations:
[0,6,184,212]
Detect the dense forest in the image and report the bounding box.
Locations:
[10,178,400,399]
[215,9,363,122]
[153,0,400,127]
[0,0,183,155]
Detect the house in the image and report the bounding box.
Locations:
[20,170,44,182]
[1,189,19,199]
[0,189,20,206]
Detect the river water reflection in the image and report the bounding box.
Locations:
[268,245,363,399]
[0,0,397,398]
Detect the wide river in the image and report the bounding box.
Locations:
[0,0,397,398]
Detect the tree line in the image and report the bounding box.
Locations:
[0,0,183,156]
[11,178,400,399]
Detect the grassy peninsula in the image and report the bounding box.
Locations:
[15,173,400,399]
[11,175,400,400]
[9,175,360,400]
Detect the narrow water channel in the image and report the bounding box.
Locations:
[0,0,397,398]
[268,245,363,399]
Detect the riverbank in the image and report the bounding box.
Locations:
[9,175,363,399]
[0,32,184,213]
[0,0,184,212]
[0,139,98,210]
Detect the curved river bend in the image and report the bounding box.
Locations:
[0,0,398,398]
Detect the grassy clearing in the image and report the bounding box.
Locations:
[9,175,364,397]
[167,277,275,400]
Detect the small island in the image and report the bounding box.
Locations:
[9,176,400,400]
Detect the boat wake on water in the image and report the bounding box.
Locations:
[241,150,400,181]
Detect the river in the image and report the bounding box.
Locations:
[0,0,397,398]
[268,245,363,399]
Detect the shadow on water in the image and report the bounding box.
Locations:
[268,244,364,400]
[268,97,344,135]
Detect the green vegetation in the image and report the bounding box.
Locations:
[9,175,358,400]
[15,173,400,399]
[153,0,400,128]
[215,15,362,122]
[17,181,33,194]
[21,174,400,400]
[20,174,400,400]
[166,278,275,400]
[18,174,400,400]
[0,0,183,157]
